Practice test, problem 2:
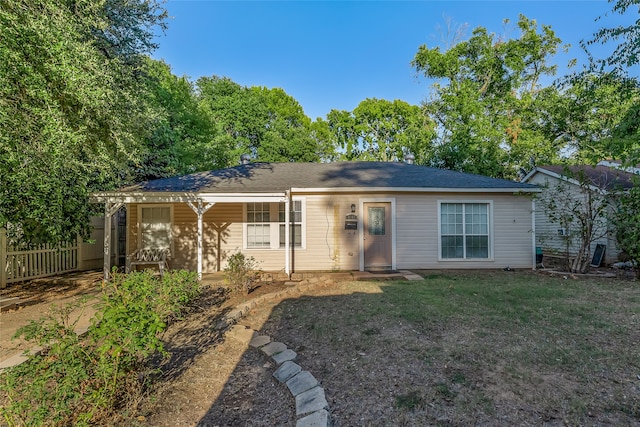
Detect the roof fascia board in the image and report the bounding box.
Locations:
[290,186,540,194]
[521,168,539,182]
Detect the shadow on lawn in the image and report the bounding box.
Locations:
[194,274,640,427]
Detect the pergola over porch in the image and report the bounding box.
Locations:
[91,191,292,280]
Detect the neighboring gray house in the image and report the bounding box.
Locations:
[523,163,636,265]
[93,161,539,278]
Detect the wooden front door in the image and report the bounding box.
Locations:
[364,202,392,270]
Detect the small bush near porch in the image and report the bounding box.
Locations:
[250,271,640,425]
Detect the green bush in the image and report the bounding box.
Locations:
[224,252,261,294]
[0,269,200,426]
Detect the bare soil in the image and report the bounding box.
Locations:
[0,271,104,361]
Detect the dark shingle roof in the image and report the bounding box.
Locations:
[120,162,538,193]
[538,165,635,191]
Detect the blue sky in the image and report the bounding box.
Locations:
[152,1,634,120]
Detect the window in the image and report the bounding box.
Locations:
[440,203,490,259]
[140,206,172,249]
[368,207,386,235]
[247,203,271,248]
[279,201,302,247]
[245,200,305,249]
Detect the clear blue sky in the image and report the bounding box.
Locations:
[152,1,633,121]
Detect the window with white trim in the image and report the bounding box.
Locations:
[140,206,172,249]
[440,203,490,259]
[279,200,302,247]
[246,202,271,248]
[245,200,305,249]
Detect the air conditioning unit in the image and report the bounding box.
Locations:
[557,228,568,236]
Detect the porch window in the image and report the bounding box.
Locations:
[279,200,302,247]
[247,203,271,248]
[440,202,490,259]
[140,206,172,249]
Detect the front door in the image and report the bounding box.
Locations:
[363,202,392,270]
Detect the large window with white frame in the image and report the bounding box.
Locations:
[139,205,172,250]
[439,202,490,259]
[245,200,305,249]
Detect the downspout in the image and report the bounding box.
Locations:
[285,189,291,278]
[532,198,537,271]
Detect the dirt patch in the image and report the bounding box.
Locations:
[0,271,104,361]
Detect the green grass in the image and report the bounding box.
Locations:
[264,271,640,425]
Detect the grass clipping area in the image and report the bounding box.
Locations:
[257,271,640,425]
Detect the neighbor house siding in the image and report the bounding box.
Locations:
[528,173,615,263]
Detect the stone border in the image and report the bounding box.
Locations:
[219,276,338,427]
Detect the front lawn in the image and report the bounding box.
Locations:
[260,271,640,425]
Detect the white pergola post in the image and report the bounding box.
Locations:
[187,200,215,279]
[103,201,123,280]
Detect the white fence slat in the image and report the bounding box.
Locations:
[4,239,80,284]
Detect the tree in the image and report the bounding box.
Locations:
[0,0,167,242]
[541,72,640,164]
[309,118,339,162]
[327,98,435,162]
[535,168,611,273]
[196,76,268,166]
[135,58,218,179]
[587,0,640,71]
[252,87,328,162]
[610,181,640,278]
[196,78,333,166]
[606,103,640,165]
[412,15,566,177]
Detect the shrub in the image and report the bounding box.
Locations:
[0,269,200,426]
[224,252,261,294]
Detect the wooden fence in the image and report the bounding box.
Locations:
[0,229,80,288]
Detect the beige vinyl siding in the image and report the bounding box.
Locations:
[293,195,359,271]
[394,193,533,269]
[238,195,360,271]
[394,194,438,267]
[128,202,244,272]
[126,191,534,273]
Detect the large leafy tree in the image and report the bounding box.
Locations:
[196,76,268,167]
[196,77,334,166]
[0,0,167,242]
[587,0,640,70]
[610,182,640,277]
[583,0,640,166]
[134,58,217,179]
[542,72,640,164]
[412,15,565,177]
[253,87,332,162]
[327,98,435,162]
